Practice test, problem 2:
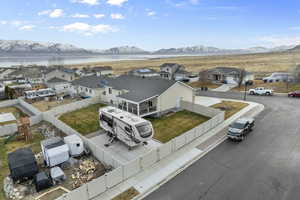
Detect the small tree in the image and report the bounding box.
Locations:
[238,68,246,88]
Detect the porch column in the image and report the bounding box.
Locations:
[137,103,140,116]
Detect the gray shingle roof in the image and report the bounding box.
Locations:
[47,77,68,83]
[71,75,177,102]
[71,75,106,89]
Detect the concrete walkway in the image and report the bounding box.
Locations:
[93,100,264,200]
[212,83,237,92]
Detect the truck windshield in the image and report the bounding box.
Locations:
[136,123,152,138]
[230,122,245,129]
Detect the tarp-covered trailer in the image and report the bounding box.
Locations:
[41,137,69,167]
[8,148,39,182]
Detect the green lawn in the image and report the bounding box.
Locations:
[211,101,249,119]
[149,110,210,143]
[59,103,106,135]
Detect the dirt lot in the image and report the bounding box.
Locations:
[1,121,107,200]
[67,51,300,74]
[32,98,81,112]
[0,106,28,120]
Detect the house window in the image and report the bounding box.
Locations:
[103,91,106,95]
[86,88,88,92]
[62,74,65,78]
[109,88,112,94]
[110,100,113,104]
[89,89,92,94]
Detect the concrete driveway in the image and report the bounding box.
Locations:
[145,92,300,200]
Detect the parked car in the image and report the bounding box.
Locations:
[227,118,255,141]
[249,87,273,95]
[288,91,300,97]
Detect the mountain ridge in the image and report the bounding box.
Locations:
[0,39,297,56]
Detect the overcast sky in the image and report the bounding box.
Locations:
[1,0,300,50]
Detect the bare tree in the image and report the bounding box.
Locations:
[199,70,209,83]
[238,68,246,88]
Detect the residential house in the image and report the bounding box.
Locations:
[71,75,106,98]
[72,75,194,117]
[45,77,74,94]
[160,63,191,81]
[127,68,159,77]
[7,66,46,84]
[92,66,113,76]
[75,66,113,77]
[199,67,254,85]
[44,67,75,82]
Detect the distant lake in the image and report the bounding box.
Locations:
[0,54,201,68]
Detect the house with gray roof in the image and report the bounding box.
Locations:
[160,63,191,81]
[44,67,75,82]
[46,77,73,94]
[199,67,254,85]
[72,75,194,117]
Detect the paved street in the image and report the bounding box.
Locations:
[145,92,300,200]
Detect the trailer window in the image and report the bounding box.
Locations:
[125,126,132,133]
[136,123,152,138]
[100,114,113,127]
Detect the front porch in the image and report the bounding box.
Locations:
[117,96,158,117]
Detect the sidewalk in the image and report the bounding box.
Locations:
[93,101,264,200]
[212,84,237,92]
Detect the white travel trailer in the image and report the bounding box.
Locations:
[64,134,84,157]
[25,88,56,100]
[99,106,154,149]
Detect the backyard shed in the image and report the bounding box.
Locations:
[34,171,52,192]
[41,137,70,167]
[8,148,39,182]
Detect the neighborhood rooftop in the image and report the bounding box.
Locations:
[72,74,177,102]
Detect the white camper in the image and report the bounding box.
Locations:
[99,106,154,149]
[41,137,70,167]
[25,88,56,100]
[64,135,84,157]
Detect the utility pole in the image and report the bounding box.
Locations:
[243,81,248,101]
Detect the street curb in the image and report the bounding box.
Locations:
[133,102,265,200]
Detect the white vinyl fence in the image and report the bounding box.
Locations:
[54,101,225,200]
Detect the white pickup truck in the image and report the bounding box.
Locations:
[249,87,273,95]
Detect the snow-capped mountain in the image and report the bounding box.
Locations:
[153,45,297,55]
[0,39,297,57]
[102,46,149,54]
[0,40,91,55]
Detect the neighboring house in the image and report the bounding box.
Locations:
[7,66,46,84]
[127,68,159,77]
[73,74,194,117]
[71,75,106,98]
[160,63,191,81]
[263,72,294,83]
[44,68,75,82]
[76,66,113,77]
[45,77,74,94]
[92,66,113,76]
[199,67,254,85]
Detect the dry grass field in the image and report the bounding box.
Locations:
[67,51,300,75]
